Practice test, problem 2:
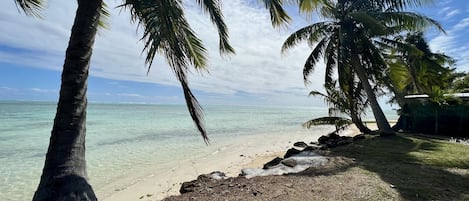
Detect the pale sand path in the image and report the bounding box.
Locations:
[97,130,327,201]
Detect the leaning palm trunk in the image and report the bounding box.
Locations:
[354,64,394,135]
[33,1,103,200]
[350,111,371,134]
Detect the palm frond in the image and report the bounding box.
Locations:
[98,2,110,30]
[323,34,338,87]
[175,69,209,144]
[281,22,331,54]
[379,11,444,34]
[303,116,352,129]
[303,35,329,83]
[376,0,434,10]
[349,12,387,36]
[121,0,209,142]
[297,0,323,13]
[14,0,44,17]
[194,0,235,55]
[308,90,327,97]
[259,0,292,27]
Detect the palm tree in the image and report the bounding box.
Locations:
[15,0,234,200]
[308,80,372,134]
[281,0,442,135]
[384,32,454,105]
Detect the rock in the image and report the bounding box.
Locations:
[283,148,302,158]
[180,180,201,194]
[180,171,226,194]
[281,158,298,167]
[353,134,365,141]
[241,153,329,179]
[197,171,226,181]
[324,140,337,148]
[318,133,355,149]
[302,146,320,152]
[293,141,308,148]
[310,141,320,145]
[317,135,329,144]
[263,157,283,169]
[329,133,340,139]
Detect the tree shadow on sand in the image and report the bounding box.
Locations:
[291,134,469,201]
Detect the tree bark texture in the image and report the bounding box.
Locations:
[33,0,103,200]
[350,112,371,134]
[354,64,394,135]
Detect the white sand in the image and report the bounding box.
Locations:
[96,130,327,201]
[97,123,383,201]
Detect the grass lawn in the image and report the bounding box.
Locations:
[328,133,469,201]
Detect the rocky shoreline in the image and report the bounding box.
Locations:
[163,132,367,200]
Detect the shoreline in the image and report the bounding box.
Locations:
[97,129,330,201]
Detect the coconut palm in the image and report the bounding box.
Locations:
[15,0,234,200]
[281,0,442,135]
[382,32,454,107]
[307,79,372,134]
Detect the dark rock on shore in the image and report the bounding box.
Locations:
[318,133,340,144]
[283,148,302,158]
[317,133,366,149]
[281,158,298,167]
[180,171,227,194]
[263,157,283,169]
[293,141,308,148]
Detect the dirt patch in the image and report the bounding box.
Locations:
[162,157,399,201]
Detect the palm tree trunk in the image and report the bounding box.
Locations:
[354,64,394,135]
[33,1,103,200]
[350,112,371,134]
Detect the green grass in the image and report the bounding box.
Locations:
[329,133,469,201]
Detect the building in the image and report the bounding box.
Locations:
[399,93,469,136]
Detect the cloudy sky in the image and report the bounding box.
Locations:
[0,0,468,106]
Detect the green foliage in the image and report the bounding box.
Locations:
[448,71,469,93]
[383,32,455,107]
[258,0,292,27]
[281,0,441,133]
[303,116,352,133]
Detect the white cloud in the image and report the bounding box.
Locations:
[0,0,330,106]
[117,93,143,98]
[0,86,17,91]
[30,88,57,93]
[444,9,460,19]
[429,16,469,72]
[454,17,469,30]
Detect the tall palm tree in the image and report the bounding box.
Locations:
[15,0,234,200]
[280,0,442,135]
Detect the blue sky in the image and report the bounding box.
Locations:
[0,0,468,106]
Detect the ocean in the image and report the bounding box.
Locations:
[0,101,398,200]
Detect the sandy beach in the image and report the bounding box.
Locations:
[95,120,390,201]
[97,129,332,201]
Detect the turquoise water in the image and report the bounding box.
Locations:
[0,101,398,200]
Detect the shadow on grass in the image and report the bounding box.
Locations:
[323,134,469,201]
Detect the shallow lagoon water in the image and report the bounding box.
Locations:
[0,101,397,200]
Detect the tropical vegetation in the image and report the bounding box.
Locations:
[269,0,445,134]
[15,0,234,200]
[304,81,371,134]
[383,32,455,107]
